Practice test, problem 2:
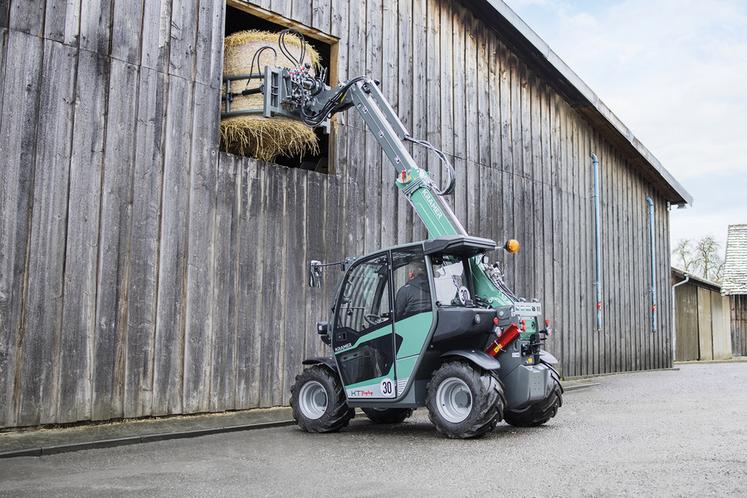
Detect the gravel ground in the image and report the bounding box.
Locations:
[1,362,745,497]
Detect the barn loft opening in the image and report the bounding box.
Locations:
[223,2,337,174]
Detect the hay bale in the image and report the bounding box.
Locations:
[221,30,321,162]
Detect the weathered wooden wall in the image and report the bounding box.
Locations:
[732,296,747,356]
[0,0,675,429]
[674,278,732,361]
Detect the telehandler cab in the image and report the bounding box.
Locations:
[223,30,563,438]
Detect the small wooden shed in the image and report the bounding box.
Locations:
[672,268,731,361]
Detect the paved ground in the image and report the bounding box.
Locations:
[1,363,745,497]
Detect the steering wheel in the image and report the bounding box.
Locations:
[364,313,381,326]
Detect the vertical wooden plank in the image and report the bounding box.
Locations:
[44,0,82,45]
[451,4,466,226]
[255,163,276,407]
[140,0,172,73]
[697,287,713,360]
[0,31,43,427]
[0,1,9,28]
[210,154,238,411]
[281,168,306,405]
[540,83,554,356]
[464,12,478,234]
[183,82,219,414]
[271,0,292,20]
[312,0,332,33]
[304,172,324,361]
[8,0,44,36]
[291,0,312,26]
[711,292,730,360]
[195,0,225,89]
[345,0,365,254]
[235,158,263,408]
[169,0,198,80]
[257,165,287,407]
[58,50,109,424]
[16,40,77,426]
[487,30,501,228]
[123,66,168,419]
[426,0,444,207]
[152,75,193,416]
[396,0,413,244]
[379,0,398,248]
[363,0,382,254]
[410,0,428,242]
[111,0,145,64]
[438,0,455,224]
[80,0,113,55]
[91,58,138,421]
[550,93,563,370]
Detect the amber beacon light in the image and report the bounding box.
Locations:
[504,239,520,254]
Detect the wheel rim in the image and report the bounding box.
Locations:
[298,381,328,420]
[436,377,473,423]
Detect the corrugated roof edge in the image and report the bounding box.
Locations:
[479,0,693,206]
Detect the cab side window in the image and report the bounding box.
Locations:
[392,248,433,321]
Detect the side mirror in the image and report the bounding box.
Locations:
[308,260,323,288]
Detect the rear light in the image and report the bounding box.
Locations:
[521,320,526,332]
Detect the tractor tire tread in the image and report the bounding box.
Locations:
[425,361,504,439]
[362,408,413,424]
[290,365,354,433]
[503,374,563,427]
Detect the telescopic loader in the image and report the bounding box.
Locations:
[223,32,563,438]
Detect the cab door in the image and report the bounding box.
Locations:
[332,253,398,399]
[391,247,435,395]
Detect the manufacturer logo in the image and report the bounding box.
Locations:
[334,343,353,353]
[421,190,444,219]
[348,389,374,398]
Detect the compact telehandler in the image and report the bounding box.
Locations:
[223,31,562,438]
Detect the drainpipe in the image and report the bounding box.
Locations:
[591,153,602,331]
[645,196,657,333]
[671,274,690,362]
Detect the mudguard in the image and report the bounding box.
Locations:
[302,357,338,372]
[441,350,501,371]
[540,350,559,365]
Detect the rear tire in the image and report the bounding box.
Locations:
[362,407,413,424]
[503,375,563,427]
[290,366,354,433]
[426,361,505,439]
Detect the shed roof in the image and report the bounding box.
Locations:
[671,267,721,293]
[722,224,747,295]
[472,0,692,206]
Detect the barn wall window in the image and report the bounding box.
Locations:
[222,1,339,174]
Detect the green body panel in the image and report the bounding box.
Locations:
[395,312,434,358]
[394,355,418,384]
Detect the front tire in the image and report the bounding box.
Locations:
[426,361,505,439]
[362,407,413,424]
[503,375,563,427]
[290,366,354,433]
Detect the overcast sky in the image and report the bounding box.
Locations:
[504,0,747,255]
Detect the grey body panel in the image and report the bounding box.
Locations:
[441,350,501,371]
